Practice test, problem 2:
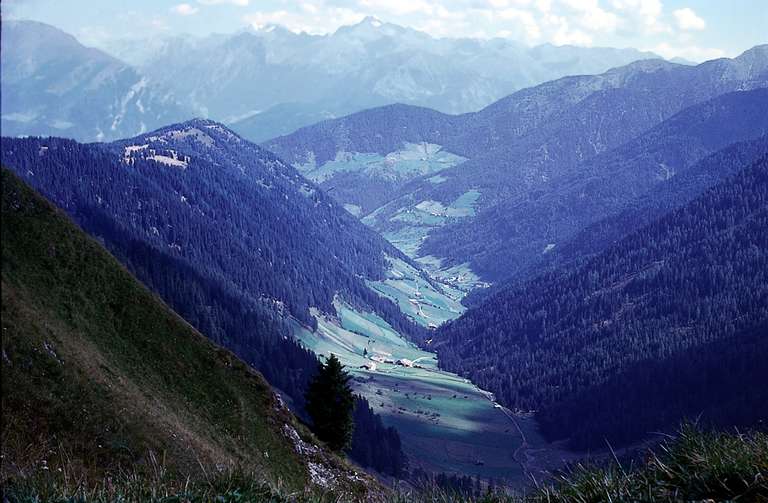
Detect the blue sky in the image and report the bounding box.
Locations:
[3,0,766,61]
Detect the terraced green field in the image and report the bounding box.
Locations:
[291,299,532,484]
[381,226,430,257]
[297,143,466,183]
[415,255,491,299]
[366,189,482,265]
[389,190,481,227]
[367,256,466,327]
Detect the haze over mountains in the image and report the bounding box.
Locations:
[3,18,659,142]
[1,21,187,142]
[268,45,768,285]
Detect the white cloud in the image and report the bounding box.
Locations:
[561,0,620,32]
[673,7,705,31]
[236,0,638,45]
[498,8,542,42]
[198,0,250,5]
[301,2,319,14]
[172,3,199,16]
[488,0,535,7]
[549,15,593,45]
[358,0,434,16]
[244,7,365,34]
[649,42,724,62]
[230,0,725,53]
[611,0,667,34]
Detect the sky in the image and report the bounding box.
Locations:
[3,0,767,62]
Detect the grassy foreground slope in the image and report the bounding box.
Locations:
[406,425,768,502]
[0,168,373,498]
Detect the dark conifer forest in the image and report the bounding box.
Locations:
[349,397,407,477]
[435,155,768,449]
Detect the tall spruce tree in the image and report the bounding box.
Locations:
[305,354,355,451]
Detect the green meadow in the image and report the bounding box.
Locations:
[298,143,466,183]
[292,298,534,485]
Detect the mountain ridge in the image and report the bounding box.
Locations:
[266,46,768,287]
[2,18,665,143]
[1,20,188,142]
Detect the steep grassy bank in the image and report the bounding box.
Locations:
[5,423,765,501]
[0,168,374,499]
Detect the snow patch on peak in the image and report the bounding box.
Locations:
[361,16,383,27]
[203,123,242,142]
[156,120,242,145]
[111,77,148,132]
[167,127,214,146]
[123,143,188,169]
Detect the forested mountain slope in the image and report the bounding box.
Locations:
[266,46,768,284]
[425,89,768,280]
[433,153,768,448]
[0,169,373,496]
[540,135,768,281]
[1,120,423,409]
[460,134,768,308]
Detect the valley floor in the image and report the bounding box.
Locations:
[291,295,572,486]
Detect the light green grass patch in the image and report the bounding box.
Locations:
[427,174,448,184]
[369,190,482,260]
[381,227,430,257]
[367,256,465,327]
[343,203,362,216]
[416,255,491,299]
[298,143,465,184]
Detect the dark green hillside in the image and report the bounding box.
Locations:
[401,426,767,502]
[0,169,371,496]
[530,425,768,502]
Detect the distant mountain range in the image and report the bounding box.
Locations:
[3,18,660,142]
[267,45,768,285]
[1,21,188,141]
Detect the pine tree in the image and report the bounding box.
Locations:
[305,354,355,451]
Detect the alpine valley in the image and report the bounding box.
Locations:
[2,7,767,502]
